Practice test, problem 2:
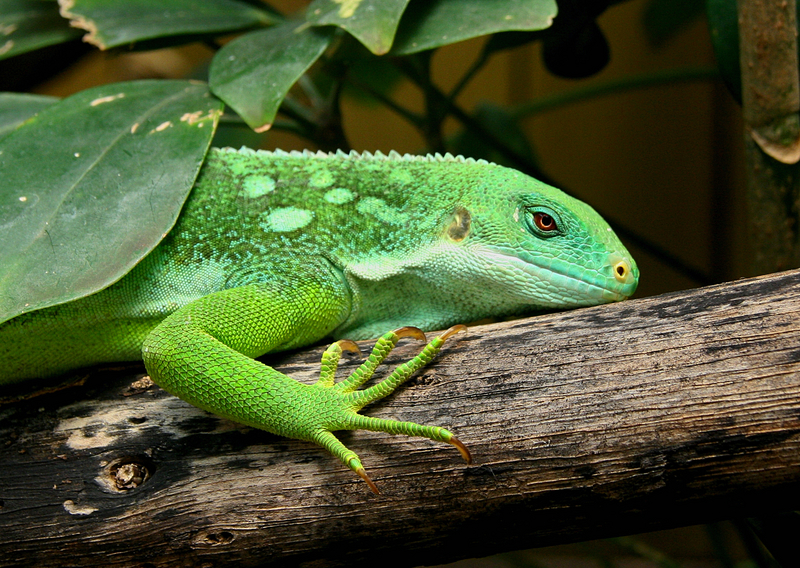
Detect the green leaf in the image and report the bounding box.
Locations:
[0,80,223,324]
[209,20,334,131]
[390,0,557,55]
[0,0,82,60]
[306,0,410,55]
[0,92,58,140]
[59,0,275,49]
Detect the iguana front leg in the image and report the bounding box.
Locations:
[311,324,470,493]
[141,266,470,492]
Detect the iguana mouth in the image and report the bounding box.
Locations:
[480,248,636,306]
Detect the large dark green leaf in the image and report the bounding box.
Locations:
[306,0,410,55]
[0,0,82,60]
[0,80,223,324]
[391,0,557,55]
[59,0,275,49]
[0,92,58,139]
[209,20,334,131]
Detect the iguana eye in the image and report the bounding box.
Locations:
[534,212,557,232]
[524,207,562,237]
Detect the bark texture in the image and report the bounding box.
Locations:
[739,0,800,271]
[1,270,799,567]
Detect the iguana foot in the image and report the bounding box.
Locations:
[310,324,470,494]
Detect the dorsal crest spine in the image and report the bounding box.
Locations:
[214,146,491,166]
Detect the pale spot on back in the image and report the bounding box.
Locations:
[260,207,314,232]
[310,169,335,188]
[324,187,354,204]
[244,175,276,198]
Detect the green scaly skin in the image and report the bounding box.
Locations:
[0,148,639,492]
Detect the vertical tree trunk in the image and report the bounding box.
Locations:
[738,0,800,273]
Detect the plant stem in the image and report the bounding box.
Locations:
[280,94,317,128]
[344,74,425,128]
[448,50,490,101]
[315,66,351,152]
[396,54,448,153]
[512,67,720,119]
[297,75,324,109]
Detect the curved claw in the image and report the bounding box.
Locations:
[335,339,361,356]
[393,326,427,342]
[439,324,467,341]
[355,467,380,494]
[448,435,472,464]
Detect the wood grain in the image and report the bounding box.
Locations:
[1,269,799,567]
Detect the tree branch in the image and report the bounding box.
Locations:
[2,270,800,567]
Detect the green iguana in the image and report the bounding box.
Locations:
[0,148,639,493]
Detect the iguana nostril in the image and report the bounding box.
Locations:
[614,260,630,282]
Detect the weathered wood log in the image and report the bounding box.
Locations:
[1,269,799,567]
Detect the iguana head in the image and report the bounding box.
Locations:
[336,153,638,337]
[433,162,639,314]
